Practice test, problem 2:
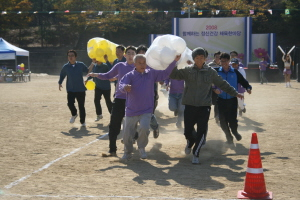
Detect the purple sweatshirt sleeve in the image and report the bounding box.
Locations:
[119,72,131,93]
[152,60,177,82]
[97,63,119,80]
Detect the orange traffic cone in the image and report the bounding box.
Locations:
[237,133,273,199]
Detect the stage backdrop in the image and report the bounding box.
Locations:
[149,17,276,67]
[251,33,276,63]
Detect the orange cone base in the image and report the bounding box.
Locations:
[237,190,273,199]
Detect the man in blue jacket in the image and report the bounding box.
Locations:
[216,52,252,144]
[58,50,94,127]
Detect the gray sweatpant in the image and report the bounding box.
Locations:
[123,113,152,154]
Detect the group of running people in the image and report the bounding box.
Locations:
[59,45,252,164]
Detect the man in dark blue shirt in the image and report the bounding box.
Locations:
[58,50,93,127]
[86,59,113,121]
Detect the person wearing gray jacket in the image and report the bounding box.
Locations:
[169,47,244,164]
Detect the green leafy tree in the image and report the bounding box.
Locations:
[29,0,62,47]
[1,0,298,48]
[281,0,300,45]
[0,0,33,46]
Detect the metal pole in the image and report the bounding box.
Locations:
[188,7,190,18]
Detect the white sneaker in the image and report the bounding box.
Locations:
[121,152,132,160]
[185,143,191,155]
[192,155,200,164]
[139,148,147,159]
[81,123,86,127]
[95,115,103,121]
[69,114,78,123]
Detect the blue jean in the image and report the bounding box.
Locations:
[169,93,185,124]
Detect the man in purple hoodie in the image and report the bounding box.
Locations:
[119,54,181,160]
[88,46,137,156]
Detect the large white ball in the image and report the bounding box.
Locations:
[177,47,194,69]
[147,45,161,60]
[157,35,172,48]
[160,46,176,65]
[171,37,186,54]
[147,54,164,70]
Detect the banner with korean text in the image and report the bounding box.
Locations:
[172,17,252,65]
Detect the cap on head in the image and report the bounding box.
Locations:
[192,47,208,59]
[231,58,239,64]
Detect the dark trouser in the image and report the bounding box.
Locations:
[67,91,86,124]
[151,91,159,131]
[109,98,126,153]
[217,97,238,143]
[212,91,219,119]
[94,88,112,115]
[184,105,211,157]
[214,104,219,119]
[260,71,268,84]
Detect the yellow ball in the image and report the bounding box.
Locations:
[88,51,96,59]
[20,63,25,68]
[104,47,112,56]
[85,81,96,90]
[99,40,109,49]
[87,39,96,48]
[108,54,116,63]
[96,57,105,63]
[87,37,120,62]
[96,48,104,57]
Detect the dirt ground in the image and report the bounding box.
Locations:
[0,74,299,200]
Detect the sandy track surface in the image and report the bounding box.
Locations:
[0,74,299,200]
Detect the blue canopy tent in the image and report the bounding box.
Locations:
[0,38,30,71]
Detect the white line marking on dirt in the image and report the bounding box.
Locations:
[1,194,229,200]
[4,133,108,189]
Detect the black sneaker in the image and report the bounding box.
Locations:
[133,132,139,140]
[174,110,178,116]
[233,132,242,141]
[153,128,159,139]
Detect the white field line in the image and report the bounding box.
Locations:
[1,194,234,200]
[4,133,108,189]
